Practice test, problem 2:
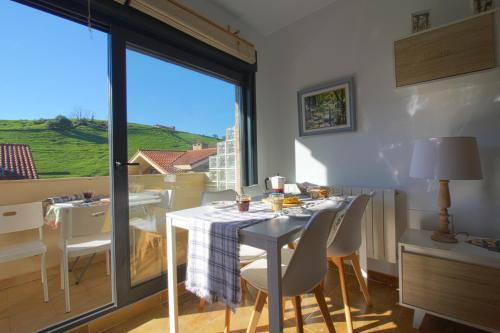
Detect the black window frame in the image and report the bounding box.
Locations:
[12,0,257,332]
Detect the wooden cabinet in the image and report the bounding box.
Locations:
[399,229,500,332]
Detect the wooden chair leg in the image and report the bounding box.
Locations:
[331,257,353,333]
[224,307,231,333]
[246,290,267,333]
[282,298,287,320]
[312,285,336,333]
[287,242,296,249]
[349,253,372,306]
[198,298,206,312]
[291,295,304,333]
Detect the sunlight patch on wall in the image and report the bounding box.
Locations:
[294,139,327,184]
[376,142,403,186]
[406,94,429,117]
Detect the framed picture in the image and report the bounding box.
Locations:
[297,76,355,137]
[472,0,494,14]
[412,10,431,33]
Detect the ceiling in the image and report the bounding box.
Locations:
[209,0,337,36]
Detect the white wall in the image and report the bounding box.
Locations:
[256,0,500,246]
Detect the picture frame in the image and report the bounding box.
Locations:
[297,76,356,137]
[411,10,431,33]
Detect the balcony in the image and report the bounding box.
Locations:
[0,173,210,333]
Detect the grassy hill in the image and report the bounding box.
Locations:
[0,119,219,178]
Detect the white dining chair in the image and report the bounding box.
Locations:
[59,204,111,312]
[241,184,265,198]
[326,194,373,333]
[198,189,267,311]
[237,207,345,333]
[0,202,48,303]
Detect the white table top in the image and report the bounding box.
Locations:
[400,228,500,269]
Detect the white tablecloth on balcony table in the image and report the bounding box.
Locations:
[43,192,164,229]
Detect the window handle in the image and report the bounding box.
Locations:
[115,161,140,167]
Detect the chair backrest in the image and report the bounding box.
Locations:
[327,194,371,258]
[241,184,265,198]
[61,204,109,240]
[0,202,43,235]
[200,189,237,205]
[282,205,345,296]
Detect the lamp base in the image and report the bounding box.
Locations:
[431,231,458,243]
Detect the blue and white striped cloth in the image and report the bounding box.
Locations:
[186,202,276,309]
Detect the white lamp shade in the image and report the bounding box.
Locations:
[410,137,483,180]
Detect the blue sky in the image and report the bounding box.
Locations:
[0,1,235,137]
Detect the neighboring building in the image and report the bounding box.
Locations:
[209,127,237,190]
[0,143,38,180]
[128,144,216,175]
[153,124,176,131]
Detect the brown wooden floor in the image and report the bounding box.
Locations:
[101,267,486,333]
[0,259,112,333]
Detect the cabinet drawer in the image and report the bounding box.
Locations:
[402,251,500,330]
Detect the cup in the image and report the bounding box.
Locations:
[83,190,94,200]
[309,188,321,200]
[271,193,285,214]
[237,194,251,212]
[319,186,331,199]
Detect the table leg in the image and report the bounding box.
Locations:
[359,217,369,286]
[266,240,283,333]
[167,217,179,333]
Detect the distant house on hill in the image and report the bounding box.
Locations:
[0,144,38,180]
[153,124,176,131]
[128,144,216,175]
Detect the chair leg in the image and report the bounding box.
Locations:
[331,257,353,333]
[63,252,71,313]
[348,253,372,306]
[59,252,64,290]
[246,290,267,333]
[198,298,206,312]
[312,285,336,333]
[282,298,286,321]
[41,252,49,302]
[291,295,304,333]
[106,250,111,276]
[224,306,231,333]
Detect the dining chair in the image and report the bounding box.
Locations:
[0,202,48,303]
[327,194,373,333]
[198,189,267,311]
[241,184,265,198]
[235,207,345,333]
[59,204,111,312]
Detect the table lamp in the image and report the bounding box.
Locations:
[409,137,482,243]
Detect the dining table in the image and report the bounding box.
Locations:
[166,196,367,333]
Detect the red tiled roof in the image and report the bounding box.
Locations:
[173,148,217,166]
[138,150,185,174]
[0,144,38,180]
[131,148,217,174]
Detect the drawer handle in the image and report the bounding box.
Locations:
[3,211,17,217]
[92,211,106,217]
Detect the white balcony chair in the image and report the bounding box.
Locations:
[0,202,48,303]
[241,184,265,198]
[327,194,373,333]
[198,189,267,310]
[59,204,111,313]
[236,207,345,333]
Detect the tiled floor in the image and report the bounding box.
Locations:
[0,260,112,333]
[102,267,486,333]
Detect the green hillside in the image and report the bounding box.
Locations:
[0,119,219,178]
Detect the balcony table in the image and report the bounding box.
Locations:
[166,196,364,333]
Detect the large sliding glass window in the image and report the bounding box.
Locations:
[1,1,256,331]
[125,48,241,286]
[0,2,112,332]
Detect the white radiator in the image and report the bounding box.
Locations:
[333,186,398,264]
